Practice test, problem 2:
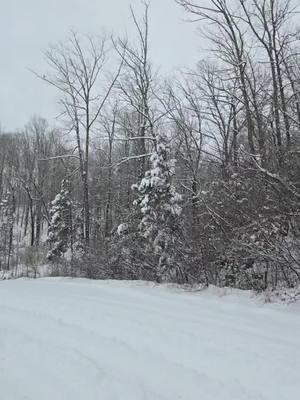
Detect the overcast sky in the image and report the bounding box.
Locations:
[0,0,200,131]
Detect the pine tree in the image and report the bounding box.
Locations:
[132,134,184,281]
[47,179,73,261]
[0,190,16,270]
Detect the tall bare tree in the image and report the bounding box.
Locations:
[38,32,122,246]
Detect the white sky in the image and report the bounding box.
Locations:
[0,0,200,131]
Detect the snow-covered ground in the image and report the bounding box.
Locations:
[1,279,300,400]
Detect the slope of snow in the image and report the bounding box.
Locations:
[0,278,299,400]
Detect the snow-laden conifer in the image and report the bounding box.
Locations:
[47,179,73,260]
[132,134,184,281]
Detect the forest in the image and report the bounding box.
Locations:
[1,0,300,291]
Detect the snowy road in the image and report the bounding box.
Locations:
[1,279,300,400]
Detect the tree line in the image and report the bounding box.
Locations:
[1,0,300,290]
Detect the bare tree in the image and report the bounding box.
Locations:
[177,0,258,159]
[238,0,297,154]
[38,32,122,247]
[114,2,155,178]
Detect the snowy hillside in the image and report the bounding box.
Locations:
[1,279,300,400]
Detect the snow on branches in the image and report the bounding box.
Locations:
[47,179,83,262]
[132,134,184,281]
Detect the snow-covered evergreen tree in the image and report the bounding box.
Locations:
[47,179,76,261]
[132,134,184,281]
[0,190,16,270]
[47,179,82,260]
